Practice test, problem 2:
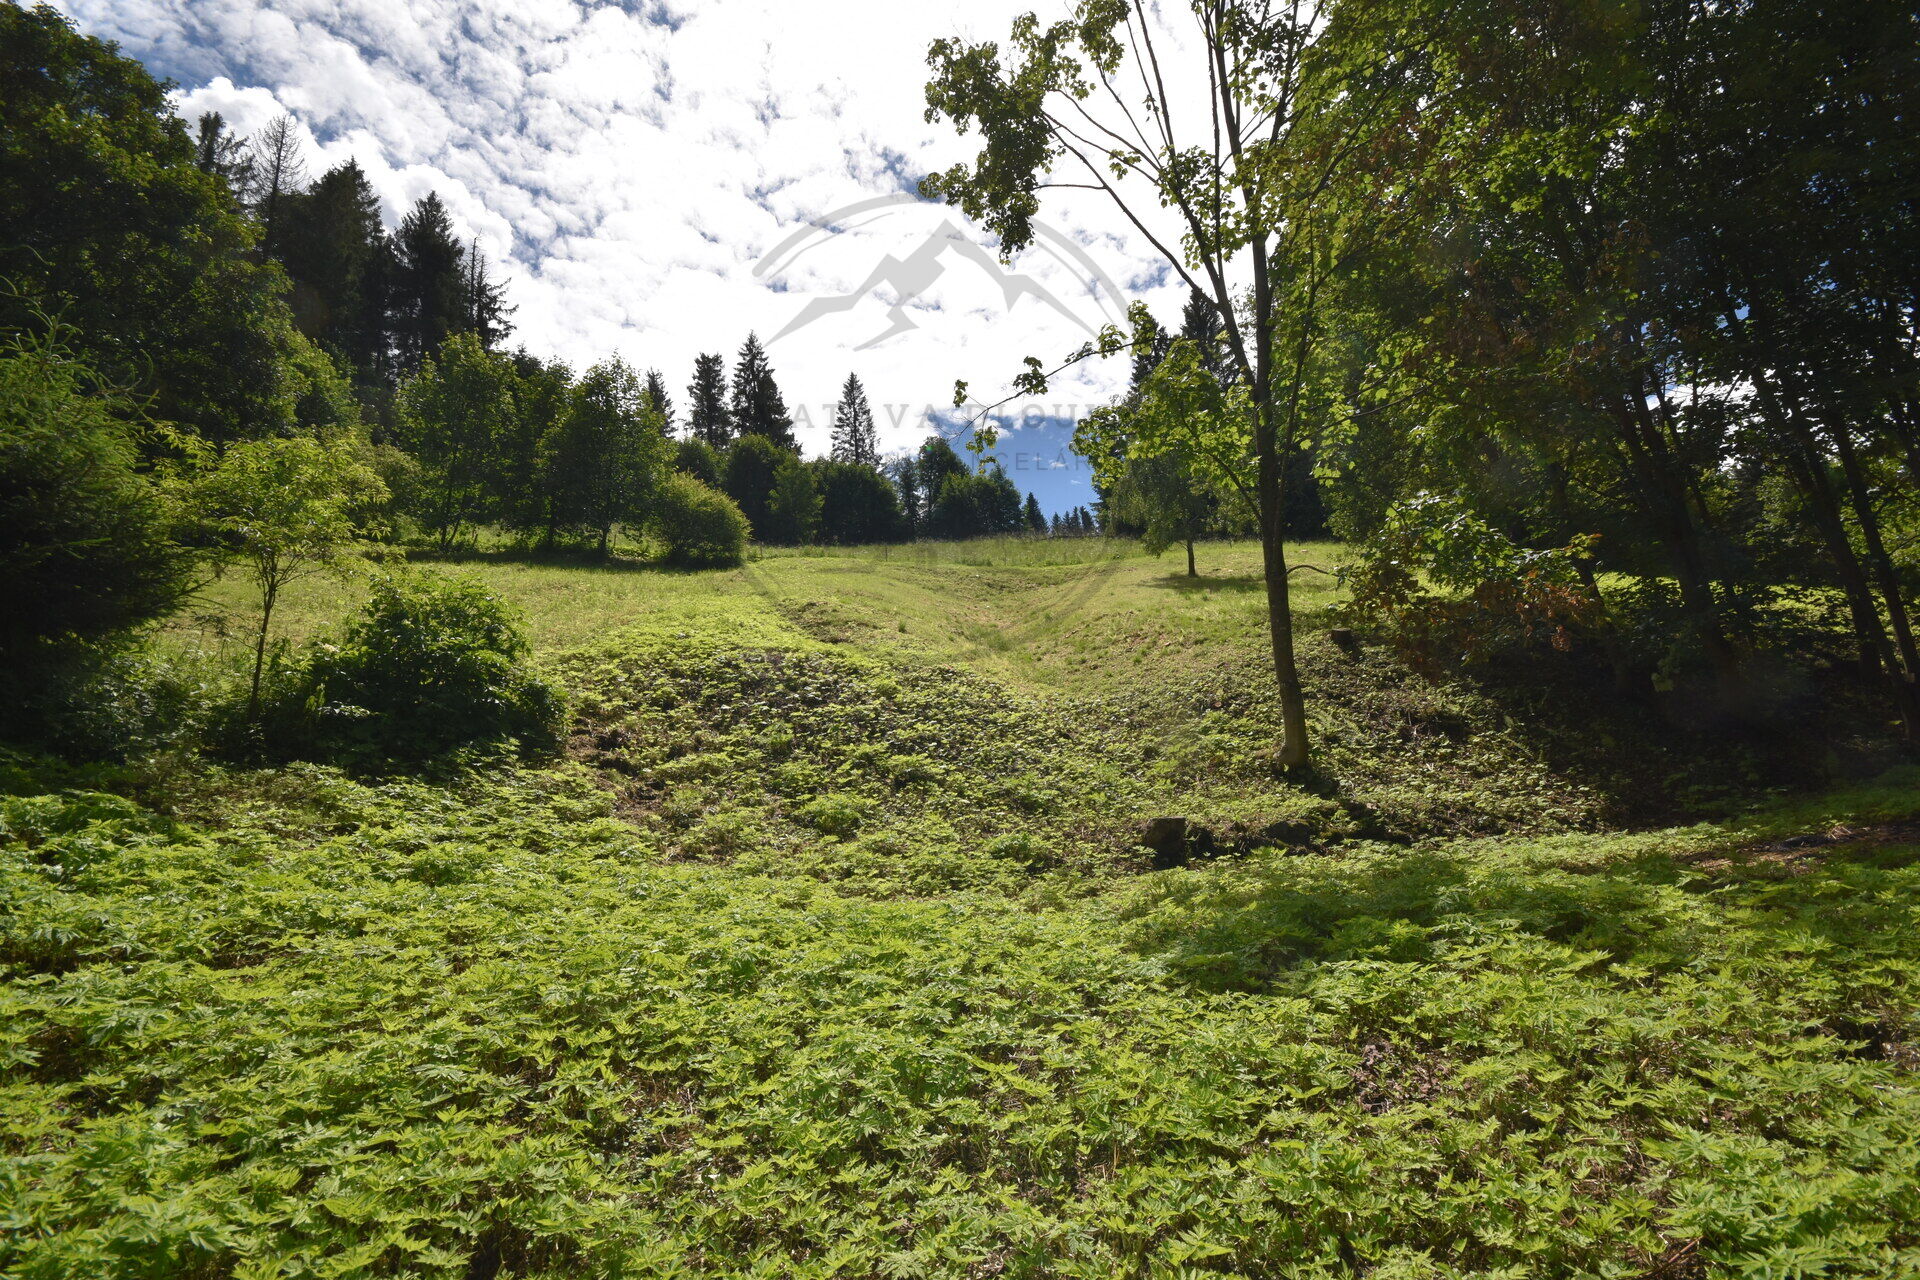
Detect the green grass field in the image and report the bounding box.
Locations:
[9,542,1920,1277]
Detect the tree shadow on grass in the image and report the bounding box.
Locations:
[1132,825,1920,998]
[401,545,729,578]
[1145,572,1266,594]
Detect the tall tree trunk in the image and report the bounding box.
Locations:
[1257,432,1310,767]
[1830,420,1920,739]
[1186,537,1197,578]
[1780,445,1896,682]
[1606,398,1741,683]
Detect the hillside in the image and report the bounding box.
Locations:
[7,542,1919,1278]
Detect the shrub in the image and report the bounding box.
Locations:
[297,573,563,764]
[0,326,197,687]
[651,473,749,569]
[1343,490,1599,671]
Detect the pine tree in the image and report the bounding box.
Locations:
[687,354,730,446]
[1178,287,1229,385]
[1129,309,1170,393]
[830,372,878,467]
[192,112,253,199]
[391,193,467,376]
[1023,492,1045,533]
[250,113,307,253]
[277,160,391,382]
[729,332,796,449]
[643,369,674,434]
[462,239,514,350]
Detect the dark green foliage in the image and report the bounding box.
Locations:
[389,194,466,376]
[686,352,731,448]
[914,435,967,512]
[722,433,789,538]
[727,332,795,449]
[0,327,195,682]
[543,358,666,554]
[761,457,820,546]
[672,437,722,488]
[276,160,392,382]
[928,463,1023,540]
[298,573,562,763]
[642,368,673,433]
[815,460,903,545]
[0,3,292,441]
[1022,491,1045,532]
[650,473,748,569]
[497,350,573,544]
[828,372,878,467]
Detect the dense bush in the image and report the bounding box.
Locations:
[295,573,563,764]
[651,473,749,569]
[0,327,197,713]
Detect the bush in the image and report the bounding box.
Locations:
[294,573,564,764]
[651,473,749,568]
[0,326,197,685]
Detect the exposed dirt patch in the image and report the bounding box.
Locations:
[1686,820,1920,873]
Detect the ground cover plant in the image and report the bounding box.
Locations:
[7,545,1920,1278]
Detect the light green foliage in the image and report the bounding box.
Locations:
[1345,491,1602,668]
[2,754,1916,1277]
[649,473,749,569]
[185,435,387,715]
[1078,333,1256,522]
[394,334,518,551]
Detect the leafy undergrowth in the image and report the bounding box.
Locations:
[547,624,1601,903]
[9,549,1920,1277]
[3,763,1919,1278]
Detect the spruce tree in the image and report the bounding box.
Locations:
[1023,492,1045,533]
[277,160,391,382]
[830,372,878,467]
[462,240,514,349]
[729,332,796,449]
[391,193,467,375]
[192,112,253,199]
[643,369,674,434]
[687,353,730,446]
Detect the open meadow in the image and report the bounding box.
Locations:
[8,542,1920,1277]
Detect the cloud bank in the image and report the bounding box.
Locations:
[57,0,1200,508]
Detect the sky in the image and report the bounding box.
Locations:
[55,0,1203,515]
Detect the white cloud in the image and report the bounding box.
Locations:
[60,0,1205,474]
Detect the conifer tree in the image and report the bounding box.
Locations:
[687,353,731,446]
[830,372,879,467]
[192,112,253,198]
[249,113,306,253]
[391,194,467,375]
[278,160,391,382]
[729,332,796,449]
[1023,492,1045,533]
[643,369,674,434]
[462,239,514,350]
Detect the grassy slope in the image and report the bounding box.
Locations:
[7,540,1920,1278]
